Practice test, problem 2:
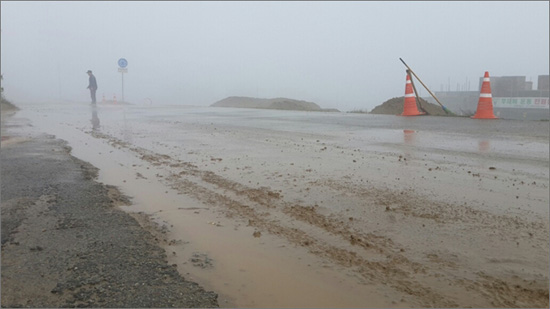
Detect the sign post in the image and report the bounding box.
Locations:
[118,58,128,102]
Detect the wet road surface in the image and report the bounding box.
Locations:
[4,102,549,308]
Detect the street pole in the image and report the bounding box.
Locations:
[118,58,128,103]
[122,72,124,103]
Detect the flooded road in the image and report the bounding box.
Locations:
[6,102,549,307]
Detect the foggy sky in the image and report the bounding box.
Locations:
[1,1,549,111]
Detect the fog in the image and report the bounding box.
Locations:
[1,1,548,111]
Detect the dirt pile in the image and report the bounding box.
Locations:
[370,97,448,116]
[1,99,19,112]
[211,96,340,112]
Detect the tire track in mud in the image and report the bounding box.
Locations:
[313,178,550,308]
[317,178,548,242]
[89,131,548,307]
[162,170,456,307]
[473,272,549,308]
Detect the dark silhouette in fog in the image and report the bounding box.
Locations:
[87,70,98,104]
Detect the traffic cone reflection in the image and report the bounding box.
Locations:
[478,140,490,152]
[401,74,424,116]
[472,71,498,119]
[403,129,416,144]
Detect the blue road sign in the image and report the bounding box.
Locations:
[118,58,128,68]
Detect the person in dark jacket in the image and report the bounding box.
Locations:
[86,70,98,104]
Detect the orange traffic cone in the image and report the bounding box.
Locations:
[113,94,117,104]
[472,71,498,119]
[401,74,425,116]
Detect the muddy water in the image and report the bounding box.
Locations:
[8,102,550,308]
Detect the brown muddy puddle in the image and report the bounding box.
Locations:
[86,146,390,308]
[121,192,388,308]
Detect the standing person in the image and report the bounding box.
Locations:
[86,70,98,104]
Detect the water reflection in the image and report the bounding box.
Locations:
[478,140,490,152]
[91,105,100,131]
[122,107,133,143]
[403,129,416,145]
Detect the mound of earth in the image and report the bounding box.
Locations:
[370,97,448,116]
[1,99,19,112]
[211,96,340,112]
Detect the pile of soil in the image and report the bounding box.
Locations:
[211,96,340,112]
[370,97,448,116]
[1,98,19,112]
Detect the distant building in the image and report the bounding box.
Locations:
[538,75,549,91]
[482,76,530,96]
[423,74,549,120]
[425,91,479,115]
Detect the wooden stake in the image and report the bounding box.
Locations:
[407,69,428,114]
[400,58,452,114]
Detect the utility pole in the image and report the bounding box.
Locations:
[121,71,125,102]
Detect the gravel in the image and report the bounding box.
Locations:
[1,134,219,308]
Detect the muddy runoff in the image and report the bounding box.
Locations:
[16,104,550,308]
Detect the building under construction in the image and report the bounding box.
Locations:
[424,74,549,120]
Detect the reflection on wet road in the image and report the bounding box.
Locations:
[90,105,100,131]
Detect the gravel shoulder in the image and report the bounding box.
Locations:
[1,129,219,307]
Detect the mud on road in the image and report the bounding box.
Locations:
[3,103,549,308]
[0,133,218,308]
[87,123,549,308]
